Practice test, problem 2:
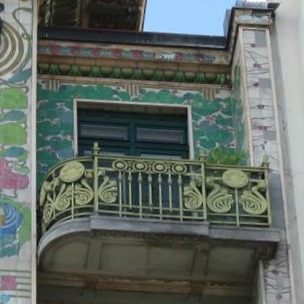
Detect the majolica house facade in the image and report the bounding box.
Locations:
[0,1,298,304]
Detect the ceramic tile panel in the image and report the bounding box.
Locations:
[243,29,279,171]
[36,81,234,186]
[241,28,291,304]
[231,34,248,159]
[0,1,35,304]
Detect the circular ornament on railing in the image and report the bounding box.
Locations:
[133,161,148,172]
[171,163,187,174]
[59,161,85,183]
[152,162,168,173]
[222,169,249,189]
[113,160,128,171]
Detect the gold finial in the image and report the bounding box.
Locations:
[92,142,101,156]
[199,149,206,162]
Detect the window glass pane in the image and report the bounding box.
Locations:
[78,107,189,158]
[140,153,182,160]
[82,149,92,156]
[137,128,184,143]
[80,123,128,140]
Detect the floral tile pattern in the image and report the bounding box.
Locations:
[37,82,235,186]
[242,28,291,304]
[0,1,34,303]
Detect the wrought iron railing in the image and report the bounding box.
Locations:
[39,144,271,233]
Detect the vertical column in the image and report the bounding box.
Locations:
[0,1,36,304]
[242,29,279,169]
[231,33,250,159]
[239,27,292,304]
[274,1,304,303]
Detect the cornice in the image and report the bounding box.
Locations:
[37,41,231,85]
[37,7,275,85]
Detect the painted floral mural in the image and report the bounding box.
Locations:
[37,82,235,186]
[0,1,34,303]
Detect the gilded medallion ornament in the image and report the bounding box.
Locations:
[59,161,85,183]
[152,162,168,173]
[222,169,249,189]
[113,160,128,171]
[172,163,187,174]
[133,161,148,172]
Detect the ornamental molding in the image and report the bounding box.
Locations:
[38,40,230,65]
[37,7,274,84]
[37,40,231,84]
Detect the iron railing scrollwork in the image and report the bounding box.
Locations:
[39,143,271,233]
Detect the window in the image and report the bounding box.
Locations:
[77,106,189,159]
[76,103,193,220]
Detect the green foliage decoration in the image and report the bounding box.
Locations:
[0,123,27,145]
[0,87,28,109]
[207,147,247,166]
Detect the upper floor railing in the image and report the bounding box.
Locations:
[39,144,271,233]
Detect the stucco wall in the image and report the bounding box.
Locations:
[271,0,304,303]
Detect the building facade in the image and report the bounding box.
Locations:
[0,0,302,303]
[270,0,304,302]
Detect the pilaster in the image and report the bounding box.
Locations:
[0,1,37,304]
[235,20,292,304]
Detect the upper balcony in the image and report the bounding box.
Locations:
[37,143,279,304]
[39,0,147,31]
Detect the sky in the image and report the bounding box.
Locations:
[144,0,237,36]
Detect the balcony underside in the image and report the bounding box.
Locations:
[38,150,279,303]
[38,216,279,304]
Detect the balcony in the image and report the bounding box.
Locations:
[37,144,279,304]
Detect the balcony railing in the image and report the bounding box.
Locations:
[39,144,271,233]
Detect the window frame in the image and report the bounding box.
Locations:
[74,99,194,159]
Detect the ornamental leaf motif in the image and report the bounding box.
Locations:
[98,176,118,204]
[183,181,205,210]
[54,183,72,211]
[42,202,53,224]
[74,179,94,206]
[40,177,60,226]
[206,178,234,213]
[54,179,94,210]
[40,180,52,206]
[240,180,268,215]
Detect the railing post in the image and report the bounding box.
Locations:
[199,149,206,163]
[262,155,269,168]
[199,149,207,220]
[262,155,271,225]
[93,142,100,214]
